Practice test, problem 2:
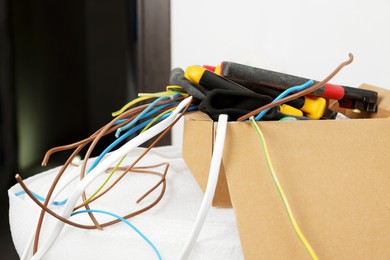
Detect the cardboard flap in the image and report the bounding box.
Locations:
[182,111,232,207]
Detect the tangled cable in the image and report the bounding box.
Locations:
[15,92,193,259]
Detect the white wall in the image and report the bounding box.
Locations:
[171,0,390,145]
[172,0,390,88]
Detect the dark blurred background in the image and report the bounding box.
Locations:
[0,0,170,258]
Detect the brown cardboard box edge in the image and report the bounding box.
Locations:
[182,111,232,207]
[182,84,390,259]
[183,84,390,207]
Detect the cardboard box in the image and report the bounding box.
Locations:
[182,84,390,259]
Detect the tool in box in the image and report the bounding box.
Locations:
[181,65,309,121]
[183,65,327,120]
[215,61,378,113]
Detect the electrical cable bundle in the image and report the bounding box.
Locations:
[15,92,194,259]
[14,53,363,259]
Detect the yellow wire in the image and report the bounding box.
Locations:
[249,116,319,260]
[140,107,176,134]
[166,85,183,91]
[103,91,181,203]
[138,90,188,97]
[80,155,127,207]
[112,96,152,117]
[112,90,188,117]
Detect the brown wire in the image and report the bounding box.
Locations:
[76,110,143,228]
[41,97,180,166]
[77,96,185,177]
[134,168,168,204]
[14,163,168,229]
[76,108,147,232]
[73,164,170,210]
[32,144,98,254]
[21,96,192,255]
[237,53,354,121]
[32,99,180,252]
[41,104,148,166]
[75,98,183,232]
[73,97,193,210]
[32,104,151,253]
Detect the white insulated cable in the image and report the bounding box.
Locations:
[178,114,228,260]
[27,96,193,260]
[20,166,82,260]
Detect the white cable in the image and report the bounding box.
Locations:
[20,166,81,260]
[28,96,193,260]
[22,153,121,259]
[178,114,228,260]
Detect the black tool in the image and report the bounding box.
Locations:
[219,61,378,112]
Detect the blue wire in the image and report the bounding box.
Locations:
[14,116,172,205]
[114,119,127,125]
[143,101,179,118]
[14,190,68,205]
[113,101,179,126]
[88,103,197,173]
[15,111,165,205]
[88,114,169,173]
[254,80,314,121]
[71,209,162,260]
[14,103,198,206]
[115,93,183,138]
[115,95,171,138]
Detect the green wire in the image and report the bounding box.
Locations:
[87,94,176,204]
[249,116,318,260]
[83,155,127,206]
[140,107,176,134]
[83,102,175,206]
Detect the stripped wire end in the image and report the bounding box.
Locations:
[115,128,122,138]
